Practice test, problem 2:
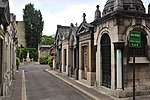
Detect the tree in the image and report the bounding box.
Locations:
[41,35,55,45]
[23,3,44,49]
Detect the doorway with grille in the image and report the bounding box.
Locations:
[101,34,111,88]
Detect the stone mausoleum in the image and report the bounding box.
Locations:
[55,0,150,98]
[93,0,150,97]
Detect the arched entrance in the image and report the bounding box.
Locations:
[129,28,147,57]
[101,34,111,88]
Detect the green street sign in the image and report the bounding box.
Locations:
[129,31,141,48]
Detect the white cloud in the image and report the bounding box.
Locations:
[9,0,149,36]
[42,3,106,35]
[10,0,106,36]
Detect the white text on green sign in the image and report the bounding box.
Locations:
[129,31,141,48]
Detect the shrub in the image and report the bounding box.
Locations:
[20,48,27,61]
[28,48,38,61]
[18,48,38,62]
[40,56,49,64]
[16,57,20,70]
[16,45,20,58]
[48,56,54,68]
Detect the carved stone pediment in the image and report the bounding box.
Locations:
[77,23,93,36]
[0,0,10,26]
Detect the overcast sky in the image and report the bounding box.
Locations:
[9,0,149,36]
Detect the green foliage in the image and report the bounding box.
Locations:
[40,56,49,64]
[41,35,55,45]
[48,56,54,68]
[16,45,20,58]
[23,3,44,49]
[18,48,38,62]
[16,57,20,70]
[19,48,27,61]
[28,48,38,61]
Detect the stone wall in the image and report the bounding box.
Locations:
[16,21,26,47]
[94,12,150,97]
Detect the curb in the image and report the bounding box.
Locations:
[45,69,101,100]
[22,70,27,100]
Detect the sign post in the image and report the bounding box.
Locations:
[129,31,141,100]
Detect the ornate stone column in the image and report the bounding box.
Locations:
[75,45,79,80]
[114,42,125,90]
[68,46,73,77]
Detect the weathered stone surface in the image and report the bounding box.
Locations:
[103,0,145,16]
[16,21,26,47]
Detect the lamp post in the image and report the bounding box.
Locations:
[113,42,125,90]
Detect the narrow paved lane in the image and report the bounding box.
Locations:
[23,63,92,100]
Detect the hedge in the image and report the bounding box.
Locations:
[40,56,49,64]
[48,56,54,68]
[17,47,38,62]
[16,57,20,70]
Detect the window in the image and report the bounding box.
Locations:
[64,49,67,66]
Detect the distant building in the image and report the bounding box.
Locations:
[38,45,51,57]
[16,21,26,47]
[38,44,51,63]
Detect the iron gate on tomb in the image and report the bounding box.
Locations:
[101,34,111,88]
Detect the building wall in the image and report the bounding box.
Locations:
[38,45,51,64]
[54,5,150,98]
[39,48,50,57]
[121,17,150,97]
[94,13,150,97]
[78,33,96,86]
[16,21,26,47]
[94,18,117,91]
[0,30,4,96]
[0,16,17,97]
[61,40,69,75]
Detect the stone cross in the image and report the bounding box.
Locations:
[94,5,101,20]
[83,13,86,23]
